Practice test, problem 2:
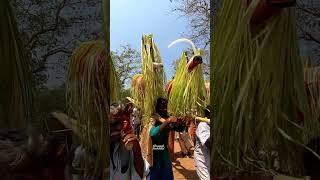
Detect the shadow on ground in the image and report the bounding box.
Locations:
[172,148,198,180]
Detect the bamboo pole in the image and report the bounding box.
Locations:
[195,117,210,123]
[50,112,82,138]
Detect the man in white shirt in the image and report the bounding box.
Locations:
[132,107,141,139]
[194,106,210,180]
[110,102,145,180]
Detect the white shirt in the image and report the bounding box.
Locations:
[132,108,141,125]
[194,122,210,180]
[110,143,145,180]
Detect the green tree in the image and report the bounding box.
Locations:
[170,0,211,48]
[119,89,131,102]
[111,45,141,88]
[296,0,320,64]
[11,0,103,88]
[32,84,66,129]
[170,0,211,78]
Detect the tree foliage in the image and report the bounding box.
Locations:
[11,0,103,87]
[111,45,141,87]
[296,0,320,64]
[170,0,213,78]
[170,0,211,48]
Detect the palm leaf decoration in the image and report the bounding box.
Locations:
[167,39,206,117]
[66,40,118,177]
[138,35,166,167]
[141,34,166,122]
[0,0,33,128]
[205,81,210,106]
[130,74,144,110]
[109,56,120,102]
[211,0,312,177]
[303,66,320,141]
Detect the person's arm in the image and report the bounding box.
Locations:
[196,122,210,148]
[150,117,177,138]
[123,134,144,178]
[159,118,171,132]
[172,118,185,132]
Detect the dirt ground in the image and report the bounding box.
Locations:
[172,141,198,180]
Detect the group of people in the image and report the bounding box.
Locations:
[108,97,210,180]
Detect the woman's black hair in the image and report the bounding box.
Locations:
[156,98,167,108]
[155,97,168,117]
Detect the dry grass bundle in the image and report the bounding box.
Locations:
[141,34,166,122]
[167,40,207,117]
[130,74,145,110]
[0,0,33,128]
[66,40,116,176]
[303,66,320,140]
[211,0,315,176]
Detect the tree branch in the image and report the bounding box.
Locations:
[297,5,320,17]
[305,32,320,45]
[32,48,72,74]
[25,0,68,48]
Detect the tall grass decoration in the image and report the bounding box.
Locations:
[141,34,166,122]
[109,56,120,102]
[303,66,320,141]
[66,40,117,177]
[131,74,144,110]
[211,0,312,177]
[205,81,210,106]
[0,0,34,128]
[167,39,206,117]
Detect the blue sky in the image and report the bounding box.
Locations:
[111,0,191,82]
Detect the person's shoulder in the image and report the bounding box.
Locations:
[150,114,161,122]
[198,122,209,127]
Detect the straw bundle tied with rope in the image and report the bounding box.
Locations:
[167,39,207,118]
[66,40,119,177]
[130,74,145,110]
[141,34,166,122]
[303,66,320,140]
[137,34,166,166]
[211,0,319,177]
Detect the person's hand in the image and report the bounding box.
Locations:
[177,117,186,125]
[110,120,123,142]
[167,116,177,123]
[122,133,139,151]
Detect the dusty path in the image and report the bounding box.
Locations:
[172,141,198,180]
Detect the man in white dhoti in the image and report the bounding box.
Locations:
[194,106,210,180]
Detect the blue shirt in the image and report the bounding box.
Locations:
[150,122,172,169]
